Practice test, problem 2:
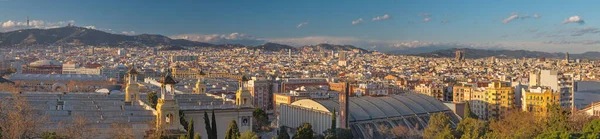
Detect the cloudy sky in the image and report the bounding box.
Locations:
[0,0,599,53]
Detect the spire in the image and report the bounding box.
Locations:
[160,70,178,85]
[127,64,138,75]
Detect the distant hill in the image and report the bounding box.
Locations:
[249,42,296,51]
[412,48,600,59]
[0,26,213,47]
[300,43,369,53]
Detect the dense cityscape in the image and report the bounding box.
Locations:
[2,1,600,139]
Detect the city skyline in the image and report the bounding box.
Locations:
[1,0,600,53]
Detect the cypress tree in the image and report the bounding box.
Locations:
[204,111,212,139]
[277,126,290,139]
[187,119,194,139]
[464,101,477,119]
[331,109,336,134]
[225,120,241,139]
[212,109,218,139]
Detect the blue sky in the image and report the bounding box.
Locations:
[1,0,599,52]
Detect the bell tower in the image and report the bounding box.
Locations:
[156,72,184,131]
[236,76,253,107]
[125,66,139,105]
[195,69,207,94]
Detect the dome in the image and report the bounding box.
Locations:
[30,60,62,67]
[288,93,460,139]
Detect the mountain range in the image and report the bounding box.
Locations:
[0,26,369,53]
[412,48,600,59]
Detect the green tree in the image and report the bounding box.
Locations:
[545,104,571,133]
[204,111,213,139]
[240,130,260,139]
[277,126,290,139]
[194,133,202,139]
[456,118,488,139]
[225,120,241,139]
[179,135,188,139]
[535,131,572,139]
[41,131,58,139]
[487,110,544,139]
[579,132,600,139]
[333,128,353,139]
[463,102,478,119]
[331,109,336,134]
[253,108,269,130]
[324,134,336,139]
[147,92,158,109]
[584,119,600,133]
[294,123,314,139]
[212,110,218,139]
[187,119,195,139]
[180,110,189,131]
[423,113,455,139]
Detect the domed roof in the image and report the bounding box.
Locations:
[30,60,62,67]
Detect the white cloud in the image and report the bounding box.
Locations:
[422,17,432,22]
[122,31,136,35]
[520,14,531,19]
[372,14,391,21]
[351,18,364,25]
[533,13,541,19]
[1,19,75,31]
[171,33,266,45]
[502,14,519,24]
[83,26,96,29]
[570,27,600,36]
[542,40,600,45]
[418,12,431,17]
[296,22,308,28]
[563,16,585,24]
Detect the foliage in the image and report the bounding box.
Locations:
[194,133,202,139]
[204,111,213,139]
[225,120,241,139]
[324,134,336,139]
[390,125,417,139]
[535,131,572,139]
[147,92,158,109]
[583,119,600,133]
[313,134,325,139]
[180,110,189,131]
[277,126,290,139]
[463,102,478,119]
[486,110,544,139]
[545,104,571,133]
[578,132,600,139]
[41,131,64,139]
[456,118,488,139]
[423,113,455,139]
[331,109,336,134]
[109,123,134,139]
[0,94,48,139]
[570,112,596,133]
[240,130,260,139]
[212,110,218,139]
[294,123,314,139]
[187,119,195,139]
[253,108,269,130]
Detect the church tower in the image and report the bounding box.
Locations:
[236,76,253,107]
[195,69,207,94]
[125,66,139,104]
[156,72,184,131]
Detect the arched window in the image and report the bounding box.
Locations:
[166,113,173,124]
